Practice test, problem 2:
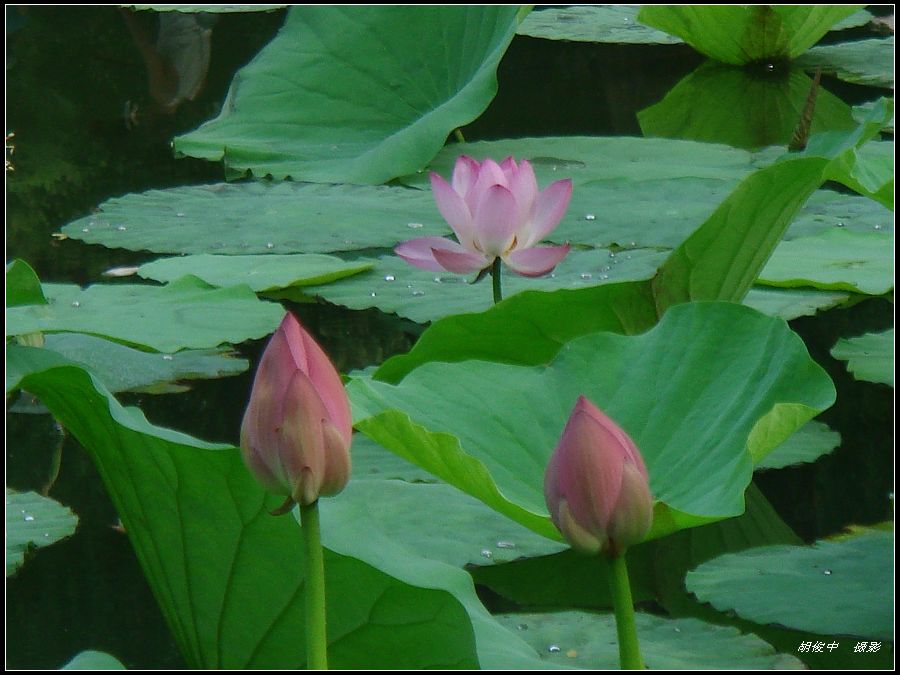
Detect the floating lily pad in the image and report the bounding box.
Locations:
[321,480,567,569]
[755,420,841,471]
[6,489,78,576]
[127,4,285,11]
[62,182,440,255]
[638,63,855,150]
[758,229,893,295]
[7,334,247,396]
[174,6,521,183]
[138,254,373,291]
[350,302,835,542]
[61,651,126,670]
[797,38,894,89]
[517,5,681,44]
[306,248,669,324]
[6,276,284,352]
[496,611,803,669]
[830,328,894,387]
[404,135,760,190]
[686,529,893,640]
[637,6,861,66]
[350,433,438,483]
[784,188,892,239]
[743,287,851,320]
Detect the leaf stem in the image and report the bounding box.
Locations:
[606,552,644,669]
[491,258,503,304]
[300,500,328,670]
[453,128,466,144]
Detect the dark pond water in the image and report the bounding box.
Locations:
[6,6,894,669]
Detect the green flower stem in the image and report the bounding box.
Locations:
[491,258,503,304]
[606,552,644,670]
[453,128,466,143]
[300,500,328,670]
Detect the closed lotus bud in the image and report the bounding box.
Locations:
[240,312,352,511]
[544,396,653,556]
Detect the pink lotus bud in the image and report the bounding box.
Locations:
[240,312,352,510]
[544,396,653,556]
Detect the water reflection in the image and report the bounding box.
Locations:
[638,60,856,149]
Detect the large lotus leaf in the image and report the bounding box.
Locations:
[61,651,126,670]
[350,432,438,483]
[174,6,521,183]
[637,6,862,66]
[685,529,893,640]
[317,484,556,670]
[349,302,836,542]
[638,62,855,150]
[496,611,803,669]
[758,229,893,295]
[374,101,892,383]
[6,488,79,577]
[5,276,283,352]
[7,259,47,307]
[321,479,567,569]
[11,354,480,669]
[472,483,798,611]
[784,187,892,239]
[755,420,841,471]
[128,4,285,11]
[743,287,850,320]
[402,135,760,191]
[138,254,372,291]
[7,336,247,396]
[796,38,894,89]
[62,182,441,256]
[517,5,681,44]
[830,328,894,387]
[305,249,668,325]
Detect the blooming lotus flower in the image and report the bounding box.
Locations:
[395,155,572,277]
[544,396,653,556]
[240,312,352,510]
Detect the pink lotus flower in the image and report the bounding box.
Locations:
[240,312,352,509]
[395,156,572,277]
[544,396,653,556]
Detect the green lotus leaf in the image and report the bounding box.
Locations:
[758,229,893,295]
[11,354,480,669]
[350,302,836,542]
[138,254,372,291]
[496,611,803,669]
[6,259,47,307]
[6,488,78,577]
[686,529,893,640]
[637,6,862,65]
[638,62,855,150]
[830,328,894,387]
[174,6,521,183]
[61,651,126,670]
[6,275,284,352]
[755,420,841,470]
[517,5,681,44]
[7,335,248,396]
[796,37,894,89]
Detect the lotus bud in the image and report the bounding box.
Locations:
[240,312,352,512]
[544,396,653,556]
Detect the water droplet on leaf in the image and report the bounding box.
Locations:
[480,549,492,559]
[548,645,561,654]
[584,213,596,221]
[407,222,424,229]
[384,275,396,282]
